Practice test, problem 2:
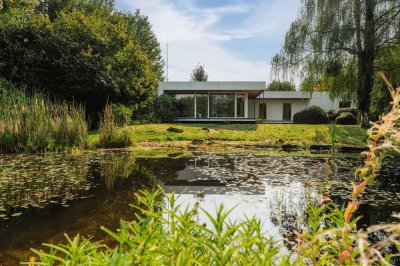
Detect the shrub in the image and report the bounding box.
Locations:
[327,110,337,120]
[336,107,358,117]
[335,112,358,125]
[29,190,286,265]
[167,127,184,133]
[109,104,132,127]
[98,105,132,148]
[293,105,329,124]
[0,79,88,153]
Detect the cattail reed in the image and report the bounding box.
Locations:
[0,80,88,152]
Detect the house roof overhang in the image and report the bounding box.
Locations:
[258,91,311,99]
[158,81,266,98]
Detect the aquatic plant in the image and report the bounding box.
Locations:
[98,104,133,148]
[27,190,288,265]
[294,74,400,265]
[0,79,88,153]
[328,122,336,159]
[0,153,92,220]
[339,74,400,264]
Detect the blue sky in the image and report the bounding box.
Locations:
[115,0,300,82]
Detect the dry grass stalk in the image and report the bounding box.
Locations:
[339,73,400,264]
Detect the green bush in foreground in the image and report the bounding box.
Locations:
[0,80,88,153]
[27,190,289,265]
[99,104,132,148]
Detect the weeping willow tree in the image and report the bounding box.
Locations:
[272,0,400,127]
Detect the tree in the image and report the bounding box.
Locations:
[266,80,296,91]
[272,0,400,127]
[190,64,208,81]
[0,0,163,120]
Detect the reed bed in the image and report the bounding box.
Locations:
[0,80,88,153]
[98,104,132,148]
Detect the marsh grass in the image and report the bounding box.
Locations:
[0,80,88,153]
[98,104,132,148]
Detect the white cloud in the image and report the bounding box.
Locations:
[117,0,299,82]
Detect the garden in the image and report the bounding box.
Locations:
[0,1,399,265]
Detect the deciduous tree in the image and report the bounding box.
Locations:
[190,64,208,81]
[267,80,296,91]
[272,0,400,127]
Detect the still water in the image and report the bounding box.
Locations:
[0,150,399,264]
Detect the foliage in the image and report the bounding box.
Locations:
[110,103,132,127]
[371,44,400,119]
[28,189,288,265]
[328,122,336,158]
[294,75,400,265]
[190,64,208,81]
[267,80,296,91]
[0,79,87,153]
[155,94,179,122]
[272,0,400,126]
[98,104,132,148]
[336,108,358,117]
[0,0,162,117]
[335,112,358,125]
[293,105,329,124]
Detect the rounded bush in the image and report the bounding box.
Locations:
[336,107,358,117]
[335,112,358,125]
[293,105,329,124]
[327,110,337,120]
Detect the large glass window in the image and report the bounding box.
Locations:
[196,94,208,118]
[236,94,245,118]
[209,93,235,118]
[174,94,195,118]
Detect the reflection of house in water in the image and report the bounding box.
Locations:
[161,157,265,194]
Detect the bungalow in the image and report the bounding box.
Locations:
[158,81,350,123]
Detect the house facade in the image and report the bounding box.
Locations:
[158,81,350,122]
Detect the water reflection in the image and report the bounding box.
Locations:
[0,151,399,265]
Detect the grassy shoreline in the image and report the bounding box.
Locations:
[88,123,368,150]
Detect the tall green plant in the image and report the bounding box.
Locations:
[27,190,288,265]
[98,104,132,148]
[0,80,88,153]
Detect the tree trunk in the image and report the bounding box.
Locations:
[357,0,376,128]
[357,56,374,128]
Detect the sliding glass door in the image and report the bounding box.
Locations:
[209,93,235,118]
[171,92,247,119]
[196,94,208,118]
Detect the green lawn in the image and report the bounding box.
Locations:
[88,123,367,148]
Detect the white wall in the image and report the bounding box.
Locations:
[248,99,256,118]
[308,92,340,111]
[264,100,308,121]
[250,99,308,121]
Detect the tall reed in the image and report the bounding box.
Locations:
[0,80,88,153]
[98,104,132,148]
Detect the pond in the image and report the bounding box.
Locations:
[0,151,399,265]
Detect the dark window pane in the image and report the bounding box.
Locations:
[209,93,235,117]
[196,94,208,118]
[174,94,195,118]
[236,95,245,118]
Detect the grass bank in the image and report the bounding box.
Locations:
[88,123,367,150]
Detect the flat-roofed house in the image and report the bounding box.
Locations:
[158,81,352,123]
[158,81,266,122]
